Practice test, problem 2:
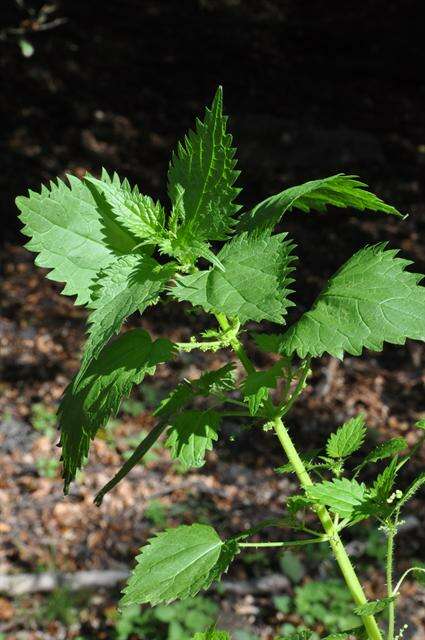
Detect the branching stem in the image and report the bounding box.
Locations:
[273,416,383,640]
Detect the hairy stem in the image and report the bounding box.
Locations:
[386,527,396,640]
[273,416,383,640]
[215,312,256,374]
[94,421,167,506]
[239,537,327,549]
[393,566,425,595]
[214,312,382,639]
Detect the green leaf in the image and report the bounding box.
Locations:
[252,333,284,354]
[81,254,174,367]
[326,414,366,459]
[172,232,296,324]
[85,171,166,243]
[279,244,425,359]
[354,596,395,616]
[286,495,314,515]
[276,451,321,476]
[193,364,236,396]
[415,419,425,430]
[206,538,239,585]
[121,524,223,606]
[360,437,407,467]
[192,631,231,640]
[306,478,367,519]
[16,175,135,305]
[59,329,175,491]
[165,410,221,470]
[237,174,402,232]
[168,86,240,242]
[280,632,313,640]
[154,381,194,420]
[371,457,399,502]
[242,360,285,415]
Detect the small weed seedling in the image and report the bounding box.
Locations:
[16,88,425,640]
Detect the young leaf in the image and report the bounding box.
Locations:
[279,244,425,359]
[306,478,367,519]
[16,175,133,305]
[326,414,366,459]
[59,329,175,491]
[237,174,402,233]
[172,232,296,324]
[81,254,175,367]
[354,596,396,616]
[121,524,223,606]
[286,495,314,516]
[276,451,322,476]
[85,171,166,243]
[168,86,240,242]
[371,457,399,502]
[165,410,220,470]
[415,419,425,430]
[194,364,236,396]
[242,360,285,415]
[360,437,407,467]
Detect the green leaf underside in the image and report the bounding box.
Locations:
[237,173,402,233]
[168,86,240,242]
[243,360,285,415]
[16,175,135,305]
[326,414,366,458]
[252,332,284,353]
[165,410,220,469]
[306,478,367,519]
[172,232,296,324]
[279,244,425,358]
[154,364,235,421]
[121,524,223,606]
[81,254,175,368]
[85,171,166,242]
[354,596,396,616]
[361,437,407,466]
[59,329,175,491]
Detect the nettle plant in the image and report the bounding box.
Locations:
[16,87,425,640]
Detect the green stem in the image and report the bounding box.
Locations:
[213,312,382,639]
[215,312,256,374]
[279,357,311,416]
[393,566,425,595]
[239,537,327,549]
[273,416,383,640]
[386,527,396,640]
[176,339,222,352]
[94,421,167,506]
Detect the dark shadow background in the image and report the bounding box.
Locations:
[1,2,425,636]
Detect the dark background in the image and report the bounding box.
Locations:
[1,1,425,638]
